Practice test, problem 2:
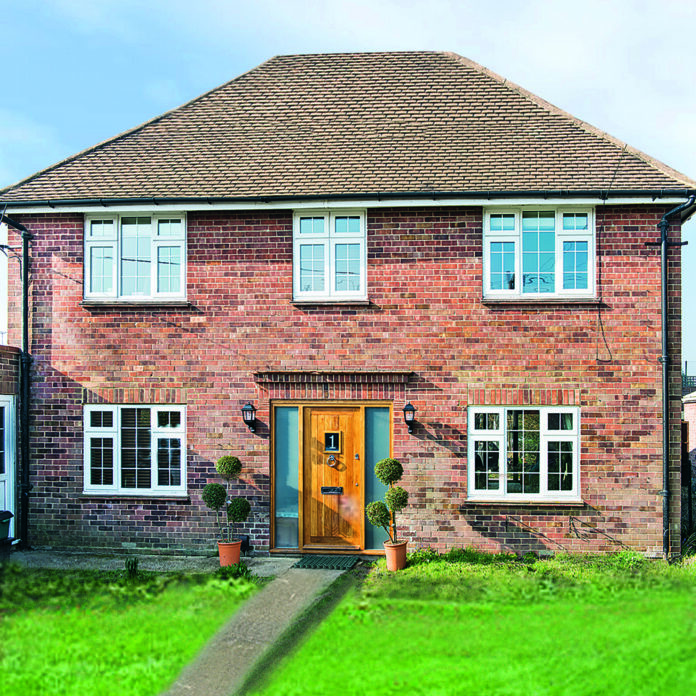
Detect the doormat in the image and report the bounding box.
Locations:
[293,555,360,570]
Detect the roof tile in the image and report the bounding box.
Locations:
[2,51,694,203]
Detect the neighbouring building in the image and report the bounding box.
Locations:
[1,51,695,557]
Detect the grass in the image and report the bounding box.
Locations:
[0,562,258,696]
[250,550,696,696]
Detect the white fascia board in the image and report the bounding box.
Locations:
[5,195,691,215]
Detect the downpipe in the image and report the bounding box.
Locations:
[653,196,695,559]
[0,213,33,549]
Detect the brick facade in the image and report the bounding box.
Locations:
[0,346,19,396]
[7,205,682,556]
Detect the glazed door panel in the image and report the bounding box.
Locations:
[0,398,15,536]
[302,407,364,548]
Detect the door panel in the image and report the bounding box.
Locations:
[303,407,364,548]
[0,399,14,536]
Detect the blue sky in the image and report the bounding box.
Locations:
[2,0,696,365]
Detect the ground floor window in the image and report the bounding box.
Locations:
[83,405,186,495]
[467,406,580,502]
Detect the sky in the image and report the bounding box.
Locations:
[2,0,696,365]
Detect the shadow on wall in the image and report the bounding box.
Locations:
[462,507,631,555]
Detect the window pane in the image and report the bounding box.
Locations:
[299,244,325,292]
[563,213,588,231]
[89,220,114,238]
[335,243,361,292]
[89,247,114,294]
[90,437,114,486]
[522,214,555,294]
[548,412,573,431]
[490,241,515,290]
[121,408,151,489]
[157,219,183,237]
[490,214,515,231]
[157,438,181,486]
[335,216,360,235]
[90,410,114,428]
[158,411,181,428]
[562,241,589,290]
[474,441,500,490]
[548,441,574,491]
[121,218,152,296]
[157,246,181,294]
[506,409,540,494]
[299,217,324,235]
[474,413,499,430]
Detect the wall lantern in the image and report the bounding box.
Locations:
[402,402,417,433]
[241,402,257,433]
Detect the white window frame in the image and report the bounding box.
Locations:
[292,210,367,301]
[83,405,187,496]
[483,208,595,299]
[84,214,187,300]
[467,405,581,502]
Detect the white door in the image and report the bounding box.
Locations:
[0,396,15,536]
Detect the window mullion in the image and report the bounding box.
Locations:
[150,224,158,298]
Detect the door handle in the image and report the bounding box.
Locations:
[327,455,337,468]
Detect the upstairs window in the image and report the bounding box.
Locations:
[84,405,186,496]
[467,406,581,502]
[293,211,367,301]
[483,209,594,299]
[85,215,186,300]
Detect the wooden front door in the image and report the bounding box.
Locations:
[302,406,364,549]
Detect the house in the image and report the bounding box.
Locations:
[0,51,694,558]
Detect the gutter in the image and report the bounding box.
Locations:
[1,188,696,210]
[0,213,33,549]
[651,196,696,558]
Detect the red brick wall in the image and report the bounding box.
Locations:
[8,205,682,556]
[0,346,19,395]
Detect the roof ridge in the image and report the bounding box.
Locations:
[0,56,277,197]
[443,52,696,189]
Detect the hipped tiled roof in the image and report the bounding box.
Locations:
[2,51,695,204]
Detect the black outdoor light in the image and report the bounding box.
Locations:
[402,402,417,433]
[241,402,257,433]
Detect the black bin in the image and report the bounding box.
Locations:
[0,511,13,540]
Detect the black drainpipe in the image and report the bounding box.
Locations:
[0,213,33,549]
[651,196,696,559]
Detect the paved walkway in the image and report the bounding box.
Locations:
[163,566,345,696]
[12,549,352,696]
[11,548,294,577]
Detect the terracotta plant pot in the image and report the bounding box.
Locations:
[384,540,408,571]
[217,540,242,566]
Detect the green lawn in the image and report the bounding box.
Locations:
[0,563,257,696]
[251,550,696,696]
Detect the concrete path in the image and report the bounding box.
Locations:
[10,548,294,577]
[161,566,345,696]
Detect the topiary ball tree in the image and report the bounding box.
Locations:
[368,458,408,543]
[385,486,408,513]
[216,455,242,481]
[366,501,391,532]
[374,457,403,486]
[227,496,251,541]
[202,482,228,539]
